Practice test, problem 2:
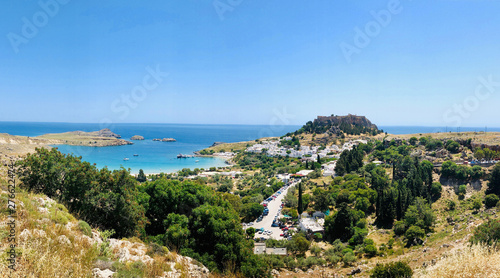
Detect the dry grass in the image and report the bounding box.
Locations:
[386,131,500,146]
[0,173,189,278]
[0,189,99,278]
[415,244,500,278]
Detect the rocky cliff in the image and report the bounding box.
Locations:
[314,114,378,130]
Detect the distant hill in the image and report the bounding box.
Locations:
[295,114,382,136]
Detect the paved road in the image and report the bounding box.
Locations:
[249,180,298,240]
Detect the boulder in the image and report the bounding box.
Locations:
[57,235,71,246]
[92,268,115,278]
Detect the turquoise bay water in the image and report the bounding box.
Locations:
[1,122,499,174]
[0,122,300,174]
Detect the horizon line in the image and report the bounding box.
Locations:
[0,120,499,129]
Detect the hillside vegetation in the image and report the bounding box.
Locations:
[3,115,500,277]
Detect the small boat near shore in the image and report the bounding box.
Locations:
[123,158,129,161]
[177,153,194,158]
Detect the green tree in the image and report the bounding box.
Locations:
[16,148,147,238]
[485,194,499,209]
[409,137,418,146]
[137,169,147,182]
[284,190,298,208]
[240,254,271,278]
[241,203,264,222]
[472,198,482,211]
[335,146,364,176]
[372,167,395,227]
[430,182,442,201]
[405,225,425,245]
[189,204,245,271]
[364,244,377,257]
[393,221,406,236]
[475,149,485,160]
[445,140,460,153]
[291,234,311,255]
[246,227,256,239]
[312,188,332,212]
[325,203,356,242]
[403,197,435,232]
[458,184,467,200]
[164,213,190,249]
[298,182,303,215]
[486,163,500,196]
[85,168,148,237]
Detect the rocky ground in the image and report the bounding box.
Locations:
[0,129,133,157]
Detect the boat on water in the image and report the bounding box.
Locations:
[195,160,199,163]
[133,154,139,156]
[177,153,194,158]
[123,158,129,161]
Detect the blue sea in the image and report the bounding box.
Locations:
[1,122,499,174]
[0,122,300,174]
[378,126,500,135]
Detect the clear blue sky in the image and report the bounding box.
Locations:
[1,0,499,127]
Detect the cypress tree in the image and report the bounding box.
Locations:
[298,182,303,215]
[397,187,403,220]
[137,169,147,182]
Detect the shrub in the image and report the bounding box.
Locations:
[310,244,322,256]
[405,225,425,246]
[445,140,460,153]
[371,261,413,278]
[446,200,456,211]
[394,221,406,236]
[388,238,395,249]
[364,244,377,257]
[240,254,271,278]
[472,198,482,211]
[458,185,467,200]
[304,256,326,269]
[430,182,442,201]
[470,219,500,245]
[78,220,92,237]
[112,261,146,278]
[342,251,356,265]
[282,256,297,269]
[485,194,499,209]
[326,254,341,265]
